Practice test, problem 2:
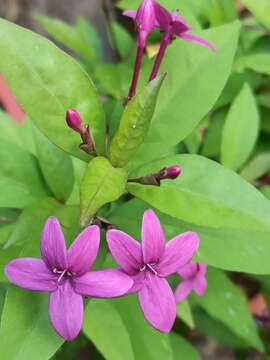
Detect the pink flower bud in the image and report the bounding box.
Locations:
[165,165,181,180]
[66,109,83,134]
[136,0,156,46]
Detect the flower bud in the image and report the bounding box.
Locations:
[66,109,83,134]
[135,0,156,47]
[165,165,181,180]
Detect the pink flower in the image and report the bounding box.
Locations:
[107,209,199,333]
[175,262,208,303]
[5,217,133,340]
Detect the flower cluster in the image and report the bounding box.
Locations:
[125,0,215,100]
[5,210,207,340]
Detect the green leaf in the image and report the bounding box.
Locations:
[109,75,165,167]
[235,53,270,76]
[201,0,237,26]
[193,308,248,349]
[191,268,264,351]
[34,15,97,62]
[0,287,64,360]
[128,21,240,169]
[240,152,270,182]
[34,128,74,202]
[95,63,132,100]
[84,296,173,360]
[201,109,226,158]
[0,139,47,208]
[241,0,270,29]
[110,21,133,59]
[83,299,134,360]
[80,157,127,226]
[127,154,270,233]
[170,333,201,360]
[4,198,62,248]
[221,84,259,171]
[0,18,106,160]
[176,300,194,328]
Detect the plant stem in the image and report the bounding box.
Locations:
[149,34,170,81]
[127,45,144,101]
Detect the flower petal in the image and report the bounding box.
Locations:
[174,280,193,303]
[49,280,83,341]
[178,262,198,280]
[127,272,145,294]
[157,232,199,277]
[73,269,133,298]
[5,258,57,292]
[67,225,100,276]
[154,2,171,29]
[142,209,165,264]
[107,229,143,275]
[180,33,216,52]
[123,10,137,19]
[194,276,208,296]
[138,272,176,333]
[40,217,67,271]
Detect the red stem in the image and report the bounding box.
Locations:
[149,34,170,81]
[127,45,144,101]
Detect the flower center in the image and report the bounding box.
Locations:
[139,263,158,275]
[53,268,74,283]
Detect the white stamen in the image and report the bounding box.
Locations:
[57,269,67,283]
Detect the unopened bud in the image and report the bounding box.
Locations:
[164,165,181,180]
[66,109,84,134]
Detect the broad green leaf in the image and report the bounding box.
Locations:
[34,15,96,61]
[80,157,127,226]
[109,198,270,274]
[221,84,259,171]
[34,128,74,202]
[191,268,264,351]
[0,18,106,160]
[0,139,47,208]
[127,155,270,233]
[241,0,270,29]
[109,75,165,167]
[240,153,270,182]
[83,299,134,360]
[84,296,173,360]
[235,53,270,76]
[261,185,270,200]
[176,300,194,328]
[0,286,64,360]
[128,21,240,169]
[170,333,201,360]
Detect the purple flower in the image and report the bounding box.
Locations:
[175,262,208,303]
[5,217,133,341]
[107,209,199,333]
